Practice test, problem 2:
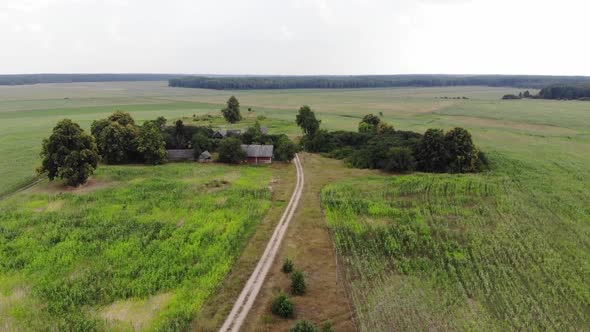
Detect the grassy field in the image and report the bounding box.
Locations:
[0,163,276,331]
[1,81,590,330]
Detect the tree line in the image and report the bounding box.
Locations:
[538,84,590,100]
[168,75,590,90]
[296,107,488,173]
[0,74,183,86]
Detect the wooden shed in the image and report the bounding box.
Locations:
[241,145,274,164]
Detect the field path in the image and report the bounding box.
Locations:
[220,154,304,332]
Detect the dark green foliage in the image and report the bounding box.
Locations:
[95,121,139,164]
[0,73,180,86]
[217,138,246,164]
[282,258,294,273]
[291,270,306,295]
[271,292,295,318]
[445,128,479,173]
[274,135,298,162]
[90,118,109,137]
[538,84,590,100]
[192,133,213,157]
[174,120,188,149]
[502,94,522,100]
[221,96,242,123]
[290,320,319,332]
[301,130,334,153]
[296,105,321,136]
[241,121,264,144]
[523,90,531,98]
[321,321,334,332]
[38,119,99,186]
[136,122,167,165]
[382,147,416,173]
[167,75,590,90]
[414,129,449,172]
[108,110,135,126]
[361,113,381,126]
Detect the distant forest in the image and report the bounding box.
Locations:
[0,74,183,86]
[538,84,590,100]
[168,75,590,90]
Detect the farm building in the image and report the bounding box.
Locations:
[198,151,212,163]
[241,145,274,164]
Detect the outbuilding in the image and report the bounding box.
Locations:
[241,145,274,164]
[198,151,212,163]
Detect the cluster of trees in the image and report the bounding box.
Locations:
[297,108,487,173]
[168,75,590,90]
[502,90,532,100]
[538,84,590,100]
[0,74,182,86]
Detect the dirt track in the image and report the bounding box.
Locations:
[219,154,304,332]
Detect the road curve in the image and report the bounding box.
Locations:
[220,154,305,332]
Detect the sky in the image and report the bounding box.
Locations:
[1,0,588,75]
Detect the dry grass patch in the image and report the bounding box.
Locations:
[96,292,173,331]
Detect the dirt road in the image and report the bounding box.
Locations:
[219,154,304,332]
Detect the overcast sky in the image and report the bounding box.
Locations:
[1,0,588,75]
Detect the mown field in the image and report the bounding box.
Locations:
[0,163,273,331]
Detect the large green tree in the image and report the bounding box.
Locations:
[217,138,246,164]
[445,127,479,173]
[274,135,297,161]
[296,105,320,136]
[414,128,449,172]
[136,122,167,165]
[38,119,99,186]
[221,96,242,123]
[92,111,140,164]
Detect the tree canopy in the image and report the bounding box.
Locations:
[296,105,321,136]
[217,138,246,164]
[38,119,99,186]
[221,96,242,123]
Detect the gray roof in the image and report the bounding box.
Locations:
[198,151,212,159]
[241,145,274,158]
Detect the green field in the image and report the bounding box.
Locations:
[1,82,590,330]
[0,163,273,330]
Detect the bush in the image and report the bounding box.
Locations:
[414,128,448,172]
[38,119,99,186]
[136,122,167,165]
[192,133,213,157]
[282,258,294,273]
[445,127,478,173]
[271,292,294,318]
[290,320,319,332]
[274,136,297,161]
[382,147,415,172]
[321,321,334,332]
[291,270,306,295]
[217,138,246,164]
[502,94,521,100]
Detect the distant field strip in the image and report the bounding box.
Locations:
[321,153,590,330]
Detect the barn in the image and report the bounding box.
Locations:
[241,145,274,164]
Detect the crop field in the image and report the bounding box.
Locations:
[321,118,590,328]
[0,163,273,331]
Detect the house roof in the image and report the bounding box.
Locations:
[198,151,212,159]
[241,145,274,158]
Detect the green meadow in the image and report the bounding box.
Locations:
[1,81,590,330]
[0,163,273,330]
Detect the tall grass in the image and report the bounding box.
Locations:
[0,163,272,331]
[321,152,590,331]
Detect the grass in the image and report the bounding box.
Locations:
[321,149,590,329]
[0,163,274,331]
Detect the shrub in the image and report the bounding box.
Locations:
[271,292,294,318]
[382,147,415,172]
[136,122,167,165]
[282,258,294,273]
[321,321,334,332]
[192,133,213,157]
[291,270,306,295]
[445,127,478,173]
[217,138,246,164]
[502,94,521,100]
[38,119,99,186]
[274,136,297,162]
[290,320,319,332]
[414,128,448,172]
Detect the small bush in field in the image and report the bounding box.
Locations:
[271,292,294,318]
[291,270,307,295]
[282,258,294,273]
[290,320,319,332]
[321,320,334,332]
